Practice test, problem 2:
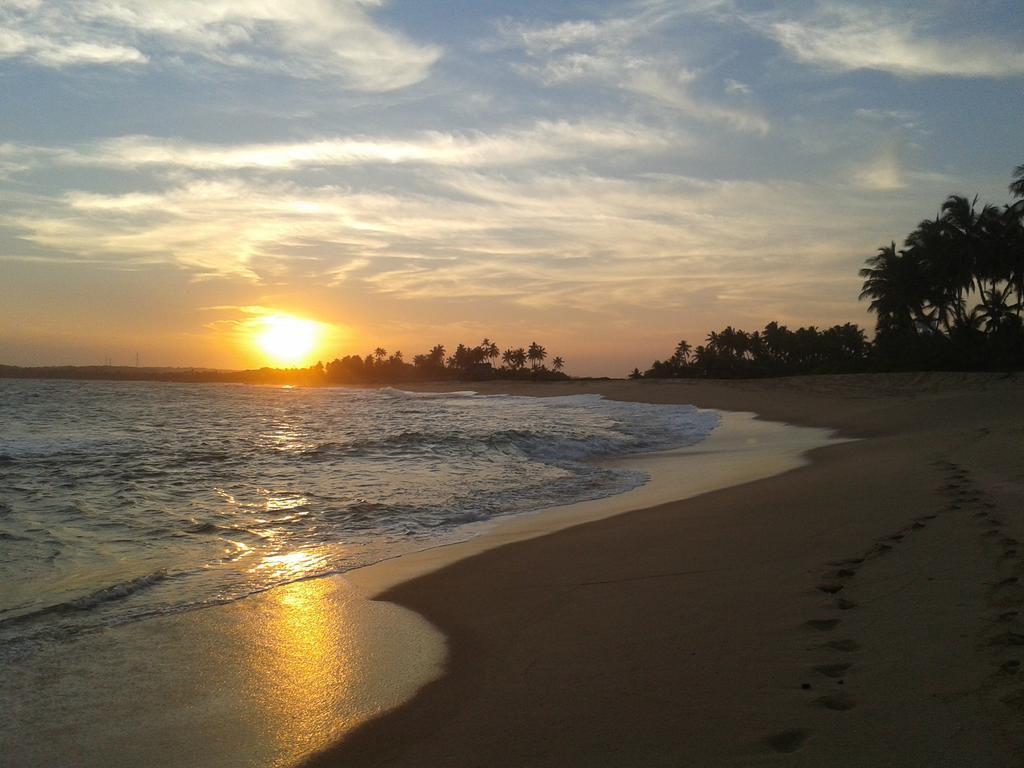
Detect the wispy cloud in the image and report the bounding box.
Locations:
[37,120,686,172]
[757,4,1024,78]
[853,143,906,191]
[0,0,440,90]
[493,5,770,134]
[2,166,932,319]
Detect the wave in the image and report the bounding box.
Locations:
[0,570,169,627]
[377,387,477,400]
[303,413,716,466]
[0,380,721,657]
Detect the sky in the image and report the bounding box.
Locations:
[1,0,1022,375]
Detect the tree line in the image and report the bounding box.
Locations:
[323,339,567,384]
[633,322,870,379]
[0,340,568,386]
[637,162,1024,378]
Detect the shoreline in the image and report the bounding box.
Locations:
[344,409,843,598]
[304,373,1024,767]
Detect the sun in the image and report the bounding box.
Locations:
[254,314,321,366]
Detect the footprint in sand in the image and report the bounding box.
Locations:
[835,597,858,610]
[813,662,852,678]
[825,638,861,652]
[990,631,1024,647]
[1000,689,1024,709]
[829,558,864,567]
[817,583,844,595]
[814,693,856,711]
[764,729,810,753]
[807,619,841,631]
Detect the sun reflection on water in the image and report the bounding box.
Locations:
[252,549,327,578]
[265,494,308,512]
[239,576,444,765]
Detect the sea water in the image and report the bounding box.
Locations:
[0,380,719,660]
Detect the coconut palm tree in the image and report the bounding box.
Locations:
[672,340,692,366]
[859,242,927,338]
[527,341,547,370]
[428,344,446,367]
[480,338,500,365]
[1003,203,1024,315]
[551,356,564,372]
[903,215,964,333]
[1010,162,1024,199]
[511,347,527,370]
[374,347,387,363]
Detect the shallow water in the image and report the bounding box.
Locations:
[0,380,718,658]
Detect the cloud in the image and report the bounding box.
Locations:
[0,0,440,90]
[1,166,926,321]
[759,4,1024,78]
[0,27,146,66]
[724,79,751,95]
[11,120,686,172]
[494,6,770,134]
[853,143,905,190]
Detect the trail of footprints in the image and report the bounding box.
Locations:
[764,459,1023,754]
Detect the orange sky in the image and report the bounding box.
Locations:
[1,1,1021,376]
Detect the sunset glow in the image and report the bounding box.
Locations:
[254,315,321,367]
[0,2,1021,375]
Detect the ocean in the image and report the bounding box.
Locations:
[0,380,719,661]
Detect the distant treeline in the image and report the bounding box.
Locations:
[0,340,569,386]
[633,322,870,379]
[638,163,1024,379]
[0,364,324,386]
[325,339,566,383]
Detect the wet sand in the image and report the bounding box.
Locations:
[304,373,1024,767]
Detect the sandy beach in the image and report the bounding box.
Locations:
[302,372,1024,767]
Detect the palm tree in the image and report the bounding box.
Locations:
[374,347,387,363]
[527,341,547,370]
[511,347,527,370]
[501,348,515,370]
[551,356,564,372]
[481,338,499,365]
[941,194,994,303]
[667,342,692,374]
[1003,203,1024,316]
[903,215,963,333]
[858,242,927,338]
[1010,162,1024,199]
[428,344,446,367]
